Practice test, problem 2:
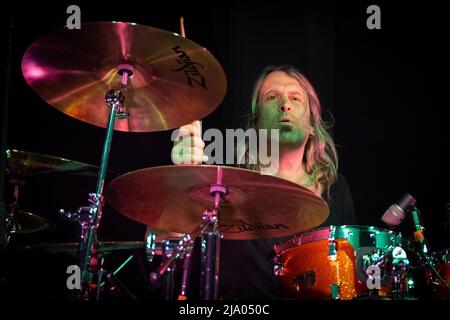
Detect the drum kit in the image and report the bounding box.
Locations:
[1,20,449,301]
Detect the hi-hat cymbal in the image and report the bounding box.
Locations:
[21,21,227,132]
[17,241,145,256]
[13,210,54,234]
[6,149,100,177]
[106,165,329,240]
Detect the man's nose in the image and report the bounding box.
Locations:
[279,97,291,112]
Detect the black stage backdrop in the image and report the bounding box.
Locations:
[1,0,449,300]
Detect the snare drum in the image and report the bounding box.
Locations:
[273,225,406,300]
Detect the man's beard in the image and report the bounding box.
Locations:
[276,126,308,148]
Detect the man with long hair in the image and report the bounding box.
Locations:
[165,65,356,299]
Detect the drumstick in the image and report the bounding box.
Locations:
[179,16,203,162]
[180,17,186,38]
[178,17,206,164]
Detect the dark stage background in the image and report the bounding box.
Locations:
[1,0,449,299]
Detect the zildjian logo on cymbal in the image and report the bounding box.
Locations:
[219,220,289,234]
[172,45,207,89]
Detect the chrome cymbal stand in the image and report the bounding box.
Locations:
[4,175,25,245]
[149,166,226,300]
[60,61,133,300]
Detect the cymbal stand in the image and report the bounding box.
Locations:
[410,206,450,292]
[4,175,26,245]
[177,244,194,300]
[96,255,137,300]
[163,238,184,300]
[149,167,226,300]
[146,235,183,299]
[60,60,133,299]
[146,235,193,300]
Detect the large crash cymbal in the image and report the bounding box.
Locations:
[6,149,99,177]
[106,165,329,240]
[21,21,227,132]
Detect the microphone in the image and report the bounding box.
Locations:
[381,193,417,228]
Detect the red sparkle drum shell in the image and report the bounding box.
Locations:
[274,225,404,300]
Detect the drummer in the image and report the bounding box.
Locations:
[154,64,357,299]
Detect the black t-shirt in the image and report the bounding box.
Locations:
[188,173,356,300]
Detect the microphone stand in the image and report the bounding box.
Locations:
[0,12,14,252]
[410,206,450,292]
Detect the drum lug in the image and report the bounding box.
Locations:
[390,246,412,299]
[273,256,284,277]
[328,225,337,260]
[330,283,340,299]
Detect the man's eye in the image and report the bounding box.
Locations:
[266,95,277,101]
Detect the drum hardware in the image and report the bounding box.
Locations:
[327,225,337,259]
[330,284,340,300]
[17,240,140,300]
[96,255,137,300]
[147,232,194,300]
[178,246,194,300]
[327,225,339,299]
[148,166,227,300]
[390,246,413,300]
[146,235,184,300]
[273,261,284,277]
[160,239,181,301]
[413,246,450,294]
[48,54,128,300]
[426,249,450,299]
[408,206,450,294]
[4,174,54,246]
[145,233,158,263]
[5,176,25,245]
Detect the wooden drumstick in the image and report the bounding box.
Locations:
[180,16,186,38]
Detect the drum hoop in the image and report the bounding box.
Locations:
[273,225,400,254]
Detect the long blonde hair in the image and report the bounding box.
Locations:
[241,65,338,195]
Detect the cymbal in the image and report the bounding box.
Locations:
[13,210,54,234]
[6,149,99,177]
[21,21,227,132]
[106,165,329,240]
[17,241,145,256]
